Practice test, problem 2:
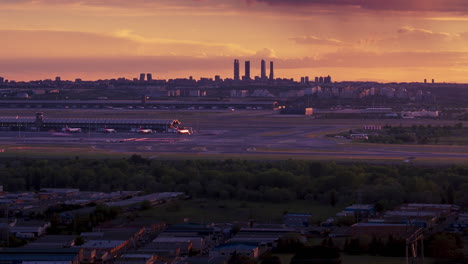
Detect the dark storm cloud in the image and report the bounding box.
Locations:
[248,0,468,12]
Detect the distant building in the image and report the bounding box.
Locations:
[115,254,158,264]
[230,90,249,98]
[31,89,46,95]
[401,110,439,118]
[244,61,251,80]
[338,204,376,221]
[24,234,76,248]
[363,125,382,130]
[40,188,80,197]
[269,61,274,80]
[351,223,416,238]
[0,77,4,83]
[146,73,153,82]
[284,213,313,227]
[0,248,83,264]
[16,92,29,98]
[139,73,145,82]
[210,244,260,259]
[280,107,313,116]
[234,59,240,81]
[10,220,51,238]
[261,59,266,79]
[55,76,61,82]
[80,240,130,262]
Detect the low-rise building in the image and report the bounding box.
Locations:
[79,239,130,262]
[23,234,76,248]
[339,204,376,221]
[10,220,51,238]
[114,253,158,264]
[40,188,80,197]
[210,243,260,259]
[283,213,313,228]
[350,223,416,237]
[145,236,192,256]
[0,248,83,264]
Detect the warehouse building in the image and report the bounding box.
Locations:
[0,112,181,132]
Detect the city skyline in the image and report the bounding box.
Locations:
[2,0,468,82]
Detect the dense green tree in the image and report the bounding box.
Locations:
[426,232,464,259]
[1,158,468,212]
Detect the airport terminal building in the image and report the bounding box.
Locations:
[0,113,181,132]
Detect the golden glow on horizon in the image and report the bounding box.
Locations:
[2,0,468,82]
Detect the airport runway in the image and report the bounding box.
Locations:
[0,110,467,162]
[1,129,467,162]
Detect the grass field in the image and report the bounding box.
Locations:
[0,144,127,159]
[136,199,342,224]
[1,144,467,165]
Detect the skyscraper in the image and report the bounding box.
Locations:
[261,59,266,79]
[244,61,251,80]
[234,59,240,81]
[269,61,274,80]
[139,73,145,81]
[147,73,153,82]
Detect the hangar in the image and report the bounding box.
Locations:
[0,113,181,132]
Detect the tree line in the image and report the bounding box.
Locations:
[1,156,468,210]
[365,123,464,144]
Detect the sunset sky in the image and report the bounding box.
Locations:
[2,0,468,82]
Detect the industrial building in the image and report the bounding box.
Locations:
[0,112,181,132]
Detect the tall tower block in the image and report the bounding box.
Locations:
[269,61,274,80]
[234,59,240,81]
[244,61,251,80]
[261,59,266,79]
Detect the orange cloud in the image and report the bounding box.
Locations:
[0,29,255,58]
[291,36,346,46]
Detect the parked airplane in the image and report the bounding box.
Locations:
[177,128,191,135]
[62,125,82,133]
[101,127,116,133]
[138,127,153,134]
